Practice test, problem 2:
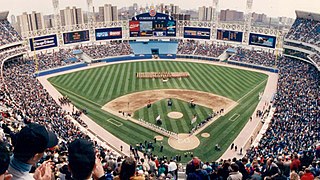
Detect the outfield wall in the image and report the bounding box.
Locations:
[129,41,178,55]
[35,63,88,77]
[227,60,279,73]
[35,56,278,77]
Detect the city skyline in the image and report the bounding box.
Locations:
[0,0,319,19]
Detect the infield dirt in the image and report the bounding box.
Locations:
[102,89,235,115]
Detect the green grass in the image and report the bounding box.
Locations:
[133,98,213,133]
[48,61,268,162]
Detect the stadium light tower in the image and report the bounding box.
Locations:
[86,0,94,23]
[244,0,253,44]
[52,0,61,30]
[212,0,219,41]
[86,0,95,43]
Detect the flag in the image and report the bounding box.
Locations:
[191,115,197,124]
[156,115,161,121]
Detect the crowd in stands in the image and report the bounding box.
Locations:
[177,40,230,58]
[286,18,320,45]
[194,43,230,58]
[0,20,22,47]
[29,49,81,71]
[246,57,319,158]
[229,48,277,67]
[80,41,133,59]
[177,40,198,55]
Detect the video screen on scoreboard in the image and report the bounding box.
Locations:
[129,12,177,37]
[249,33,276,48]
[184,27,211,39]
[166,20,176,37]
[29,34,58,51]
[95,27,122,40]
[63,30,89,44]
[153,20,166,31]
[129,21,140,37]
[140,21,153,36]
[217,29,243,42]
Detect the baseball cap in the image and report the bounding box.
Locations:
[0,141,10,175]
[68,139,96,179]
[14,123,58,156]
[192,157,201,167]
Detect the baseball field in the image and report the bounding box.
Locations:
[48,60,268,162]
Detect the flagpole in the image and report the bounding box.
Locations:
[31,37,38,75]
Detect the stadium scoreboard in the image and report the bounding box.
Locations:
[63,30,90,44]
[129,11,176,37]
[217,29,243,42]
[183,27,211,40]
[249,33,276,48]
[95,27,122,40]
[29,34,58,51]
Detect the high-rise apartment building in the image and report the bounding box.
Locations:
[220,9,244,22]
[98,4,118,22]
[17,11,44,33]
[198,6,213,21]
[60,6,84,26]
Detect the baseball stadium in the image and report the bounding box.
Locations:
[0,0,319,179]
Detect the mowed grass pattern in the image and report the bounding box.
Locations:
[133,98,214,133]
[48,61,268,162]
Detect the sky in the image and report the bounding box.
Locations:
[0,0,319,19]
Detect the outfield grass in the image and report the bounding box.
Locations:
[48,61,267,162]
[133,98,213,133]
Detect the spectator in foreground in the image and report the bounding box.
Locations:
[0,141,11,180]
[186,157,209,180]
[301,168,314,180]
[114,156,145,180]
[68,138,105,180]
[8,123,58,180]
[227,163,242,180]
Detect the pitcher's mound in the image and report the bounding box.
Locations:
[167,112,183,119]
[168,133,200,151]
[154,135,164,141]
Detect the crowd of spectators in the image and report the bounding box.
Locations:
[184,154,320,180]
[0,20,22,47]
[246,57,320,177]
[177,40,198,55]
[286,18,320,45]
[30,49,80,71]
[194,43,230,58]
[229,48,277,67]
[80,41,133,59]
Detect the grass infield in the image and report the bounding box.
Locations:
[133,98,213,134]
[48,60,267,162]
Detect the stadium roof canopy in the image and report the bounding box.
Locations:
[0,11,9,21]
[295,10,320,21]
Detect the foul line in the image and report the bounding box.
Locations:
[107,118,123,127]
[229,114,240,122]
[237,79,267,103]
[50,82,103,107]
